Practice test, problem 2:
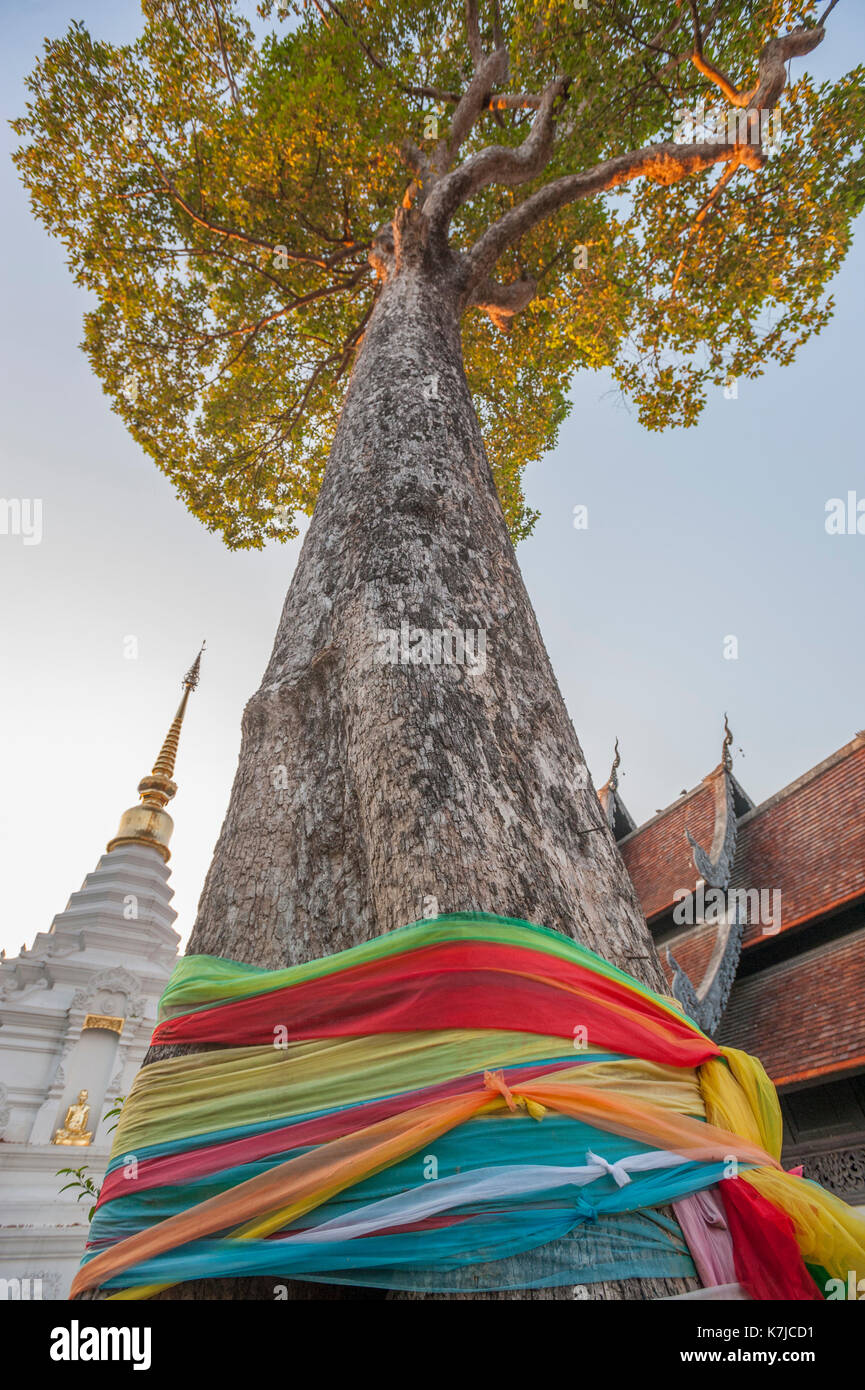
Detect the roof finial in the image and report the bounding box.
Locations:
[722,712,734,772]
[106,643,205,862]
[609,737,622,793]
[182,640,205,691]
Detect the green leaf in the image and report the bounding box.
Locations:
[12,1,864,546]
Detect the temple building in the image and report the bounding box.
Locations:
[0,649,203,1297]
[599,720,865,1209]
[2,648,862,1298]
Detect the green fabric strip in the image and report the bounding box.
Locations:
[157,911,701,1033]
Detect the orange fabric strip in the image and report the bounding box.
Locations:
[72,1088,492,1297]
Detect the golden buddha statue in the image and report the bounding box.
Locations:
[52,1090,93,1146]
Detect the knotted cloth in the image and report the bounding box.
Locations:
[72,913,865,1300]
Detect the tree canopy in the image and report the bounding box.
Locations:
[13,0,864,548]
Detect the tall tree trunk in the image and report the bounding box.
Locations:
[191,263,663,983]
[144,240,695,1300]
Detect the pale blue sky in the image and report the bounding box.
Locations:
[1,1,863,956]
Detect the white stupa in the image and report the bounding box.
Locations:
[0,647,204,1299]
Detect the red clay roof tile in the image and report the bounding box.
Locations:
[718,929,865,1086]
[621,735,865,946]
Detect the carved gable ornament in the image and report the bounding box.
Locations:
[71,967,143,1020]
[666,719,749,1037]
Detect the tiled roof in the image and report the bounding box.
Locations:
[718,928,865,1087]
[619,781,717,920]
[621,733,865,944]
[734,735,865,946]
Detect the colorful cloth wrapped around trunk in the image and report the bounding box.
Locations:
[72,913,865,1300]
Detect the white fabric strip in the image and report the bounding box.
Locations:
[282,1152,690,1245]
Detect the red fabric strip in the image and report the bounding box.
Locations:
[151,940,716,1070]
[720,1178,823,1301]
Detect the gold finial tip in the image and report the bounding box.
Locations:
[182,640,206,691]
[107,643,204,861]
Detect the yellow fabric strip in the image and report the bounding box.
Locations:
[525,1059,705,1116]
[742,1169,865,1285]
[716,1047,783,1161]
[111,1032,700,1157]
[699,1047,865,1284]
[112,1031,575,1154]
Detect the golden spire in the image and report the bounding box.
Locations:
[106,643,205,862]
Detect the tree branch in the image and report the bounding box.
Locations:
[432,46,511,176]
[205,0,240,107]
[405,82,557,111]
[688,0,744,105]
[670,158,742,292]
[425,75,568,235]
[181,271,366,345]
[690,15,826,109]
[460,21,828,301]
[744,25,826,110]
[468,274,537,332]
[485,91,550,110]
[398,137,433,209]
[321,0,386,74]
[404,84,462,104]
[465,0,483,68]
[461,138,763,297]
[491,0,504,52]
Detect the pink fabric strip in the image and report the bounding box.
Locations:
[673,1187,736,1288]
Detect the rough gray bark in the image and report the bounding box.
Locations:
[118,217,695,1302]
[190,226,666,987]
